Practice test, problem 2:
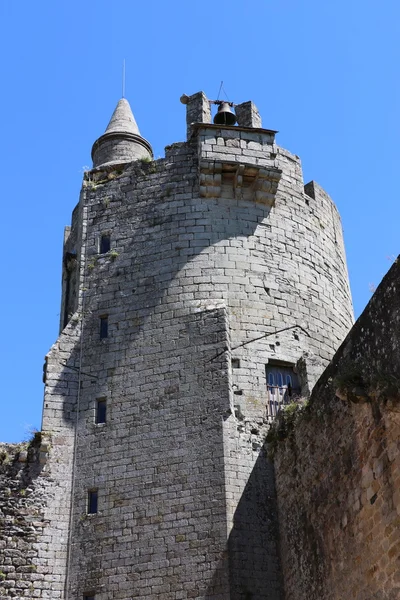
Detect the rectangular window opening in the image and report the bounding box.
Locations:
[87,489,98,514]
[99,315,108,339]
[231,358,240,369]
[95,398,107,425]
[265,362,300,420]
[99,234,111,254]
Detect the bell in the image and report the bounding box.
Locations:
[213,102,237,126]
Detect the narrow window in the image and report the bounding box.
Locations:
[99,315,108,339]
[99,234,110,254]
[231,358,240,369]
[87,490,98,514]
[95,398,107,424]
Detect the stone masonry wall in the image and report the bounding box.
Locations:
[92,136,152,169]
[67,306,232,599]
[194,125,353,598]
[272,258,400,600]
[37,117,354,598]
[0,435,55,598]
[0,319,84,599]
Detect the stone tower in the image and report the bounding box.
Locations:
[39,91,353,599]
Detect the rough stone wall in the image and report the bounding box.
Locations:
[0,436,58,598]
[272,258,400,600]
[235,102,262,128]
[195,125,353,397]
[36,115,353,599]
[194,124,353,598]
[67,307,232,599]
[60,197,83,331]
[40,320,83,599]
[35,199,88,598]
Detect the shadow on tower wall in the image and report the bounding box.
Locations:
[56,147,275,426]
[228,448,283,600]
[205,446,283,600]
[46,147,282,598]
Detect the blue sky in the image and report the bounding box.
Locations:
[1,0,399,441]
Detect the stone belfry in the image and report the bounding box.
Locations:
[39,92,353,599]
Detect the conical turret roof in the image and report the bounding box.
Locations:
[104,98,141,136]
[91,98,153,168]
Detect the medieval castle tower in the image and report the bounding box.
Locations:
[1,92,354,599]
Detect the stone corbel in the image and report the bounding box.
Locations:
[199,160,282,206]
[233,165,245,201]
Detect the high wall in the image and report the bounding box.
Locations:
[1,92,354,599]
[271,257,400,600]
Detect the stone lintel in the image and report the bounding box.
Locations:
[193,122,278,138]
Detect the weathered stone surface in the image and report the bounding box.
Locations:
[182,91,212,139]
[1,90,354,599]
[272,257,400,600]
[0,435,57,598]
[235,101,262,129]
